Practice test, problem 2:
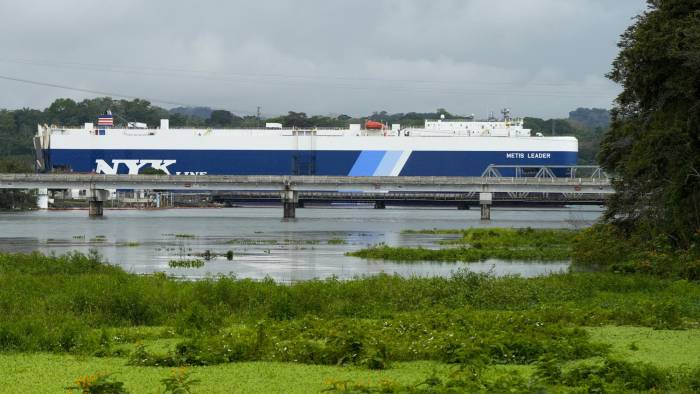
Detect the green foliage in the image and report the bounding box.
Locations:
[524,115,606,164]
[600,0,700,248]
[66,373,128,394]
[569,108,611,129]
[173,234,195,238]
[572,223,700,280]
[349,228,575,262]
[563,358,669,391]
[128,312,604,369]
[139,167,166,175]
[161,368,200,394]
[207,109,241,127]
[1,250,700,361]
[168,259,204,268]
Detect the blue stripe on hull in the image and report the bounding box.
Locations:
[48,149,577,176]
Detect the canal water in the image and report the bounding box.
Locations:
[0,206,602,282]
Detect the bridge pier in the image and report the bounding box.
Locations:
[479,192,492,221]
[281,189,298,219]
[374,201,386,209]
[36,188,49,209]
[87,189,110,217]
[88,199,104,217]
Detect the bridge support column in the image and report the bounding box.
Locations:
[36,188,49,210]
[88,199,104,217]
[374,201,386,209]
[479,192,492,221]
[87,189,109,217]
[281,189,298,219]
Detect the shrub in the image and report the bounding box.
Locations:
[161,368,200,394]
[66,373,127,394]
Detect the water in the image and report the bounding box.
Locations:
[0,206,602,281]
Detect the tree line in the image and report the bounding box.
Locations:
[0,97,608,166]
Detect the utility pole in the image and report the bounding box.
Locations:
[256,106,261,127]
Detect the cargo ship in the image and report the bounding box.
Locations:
[34,110,577,176]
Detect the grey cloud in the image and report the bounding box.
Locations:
[0,0,647,118]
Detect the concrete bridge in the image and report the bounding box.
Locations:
[0,167,613,220]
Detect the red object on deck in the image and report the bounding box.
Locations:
[365,120,385,129]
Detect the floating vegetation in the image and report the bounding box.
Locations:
[402,228,462,235]
[225,239,320,246]
[226,250,234,260]
[174,234,196,239]
[284,239,320,245]
[349,228,576,262]
[226,239,278,245]
[327,238,347,245]
[168,259,204,268]
[117,242,141,247]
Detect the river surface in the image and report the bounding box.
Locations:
[0,206,602,281]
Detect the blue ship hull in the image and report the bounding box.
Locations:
[48,149,578,176]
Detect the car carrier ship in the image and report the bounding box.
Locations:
[34,109,577,176]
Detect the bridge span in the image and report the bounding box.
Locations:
[0,166,613,219]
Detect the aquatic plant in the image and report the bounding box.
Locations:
[117,242,141,247]
[168,259,204,268]
[348,228,575,262]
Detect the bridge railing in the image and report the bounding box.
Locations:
[481,165,609,180]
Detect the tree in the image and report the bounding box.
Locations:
[599,0,700,246]
[280,111,312,127]
[207,110,239,127]
[569,108,610,129]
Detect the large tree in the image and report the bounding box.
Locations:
[600,0,700,246]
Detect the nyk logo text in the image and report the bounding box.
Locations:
[94,159,206,175]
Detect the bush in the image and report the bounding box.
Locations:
[66,373,127,394]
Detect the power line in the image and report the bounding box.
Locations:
[0,74,256,115]
[0,66,613,100]
[0,74,187,106]
[0,57,615,93]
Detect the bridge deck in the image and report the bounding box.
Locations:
[0,174,613,194]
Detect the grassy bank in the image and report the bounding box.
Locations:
[1,250,700,391]
[348,228,576,262]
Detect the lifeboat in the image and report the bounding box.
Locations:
[364,120,385,130]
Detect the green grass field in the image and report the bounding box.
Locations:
[0,355,452,394]
[2,327,698,393]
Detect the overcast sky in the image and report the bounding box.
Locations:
[0,0,646,118]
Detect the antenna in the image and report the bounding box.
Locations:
[501,108,511,121]
[256,106,261,120]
